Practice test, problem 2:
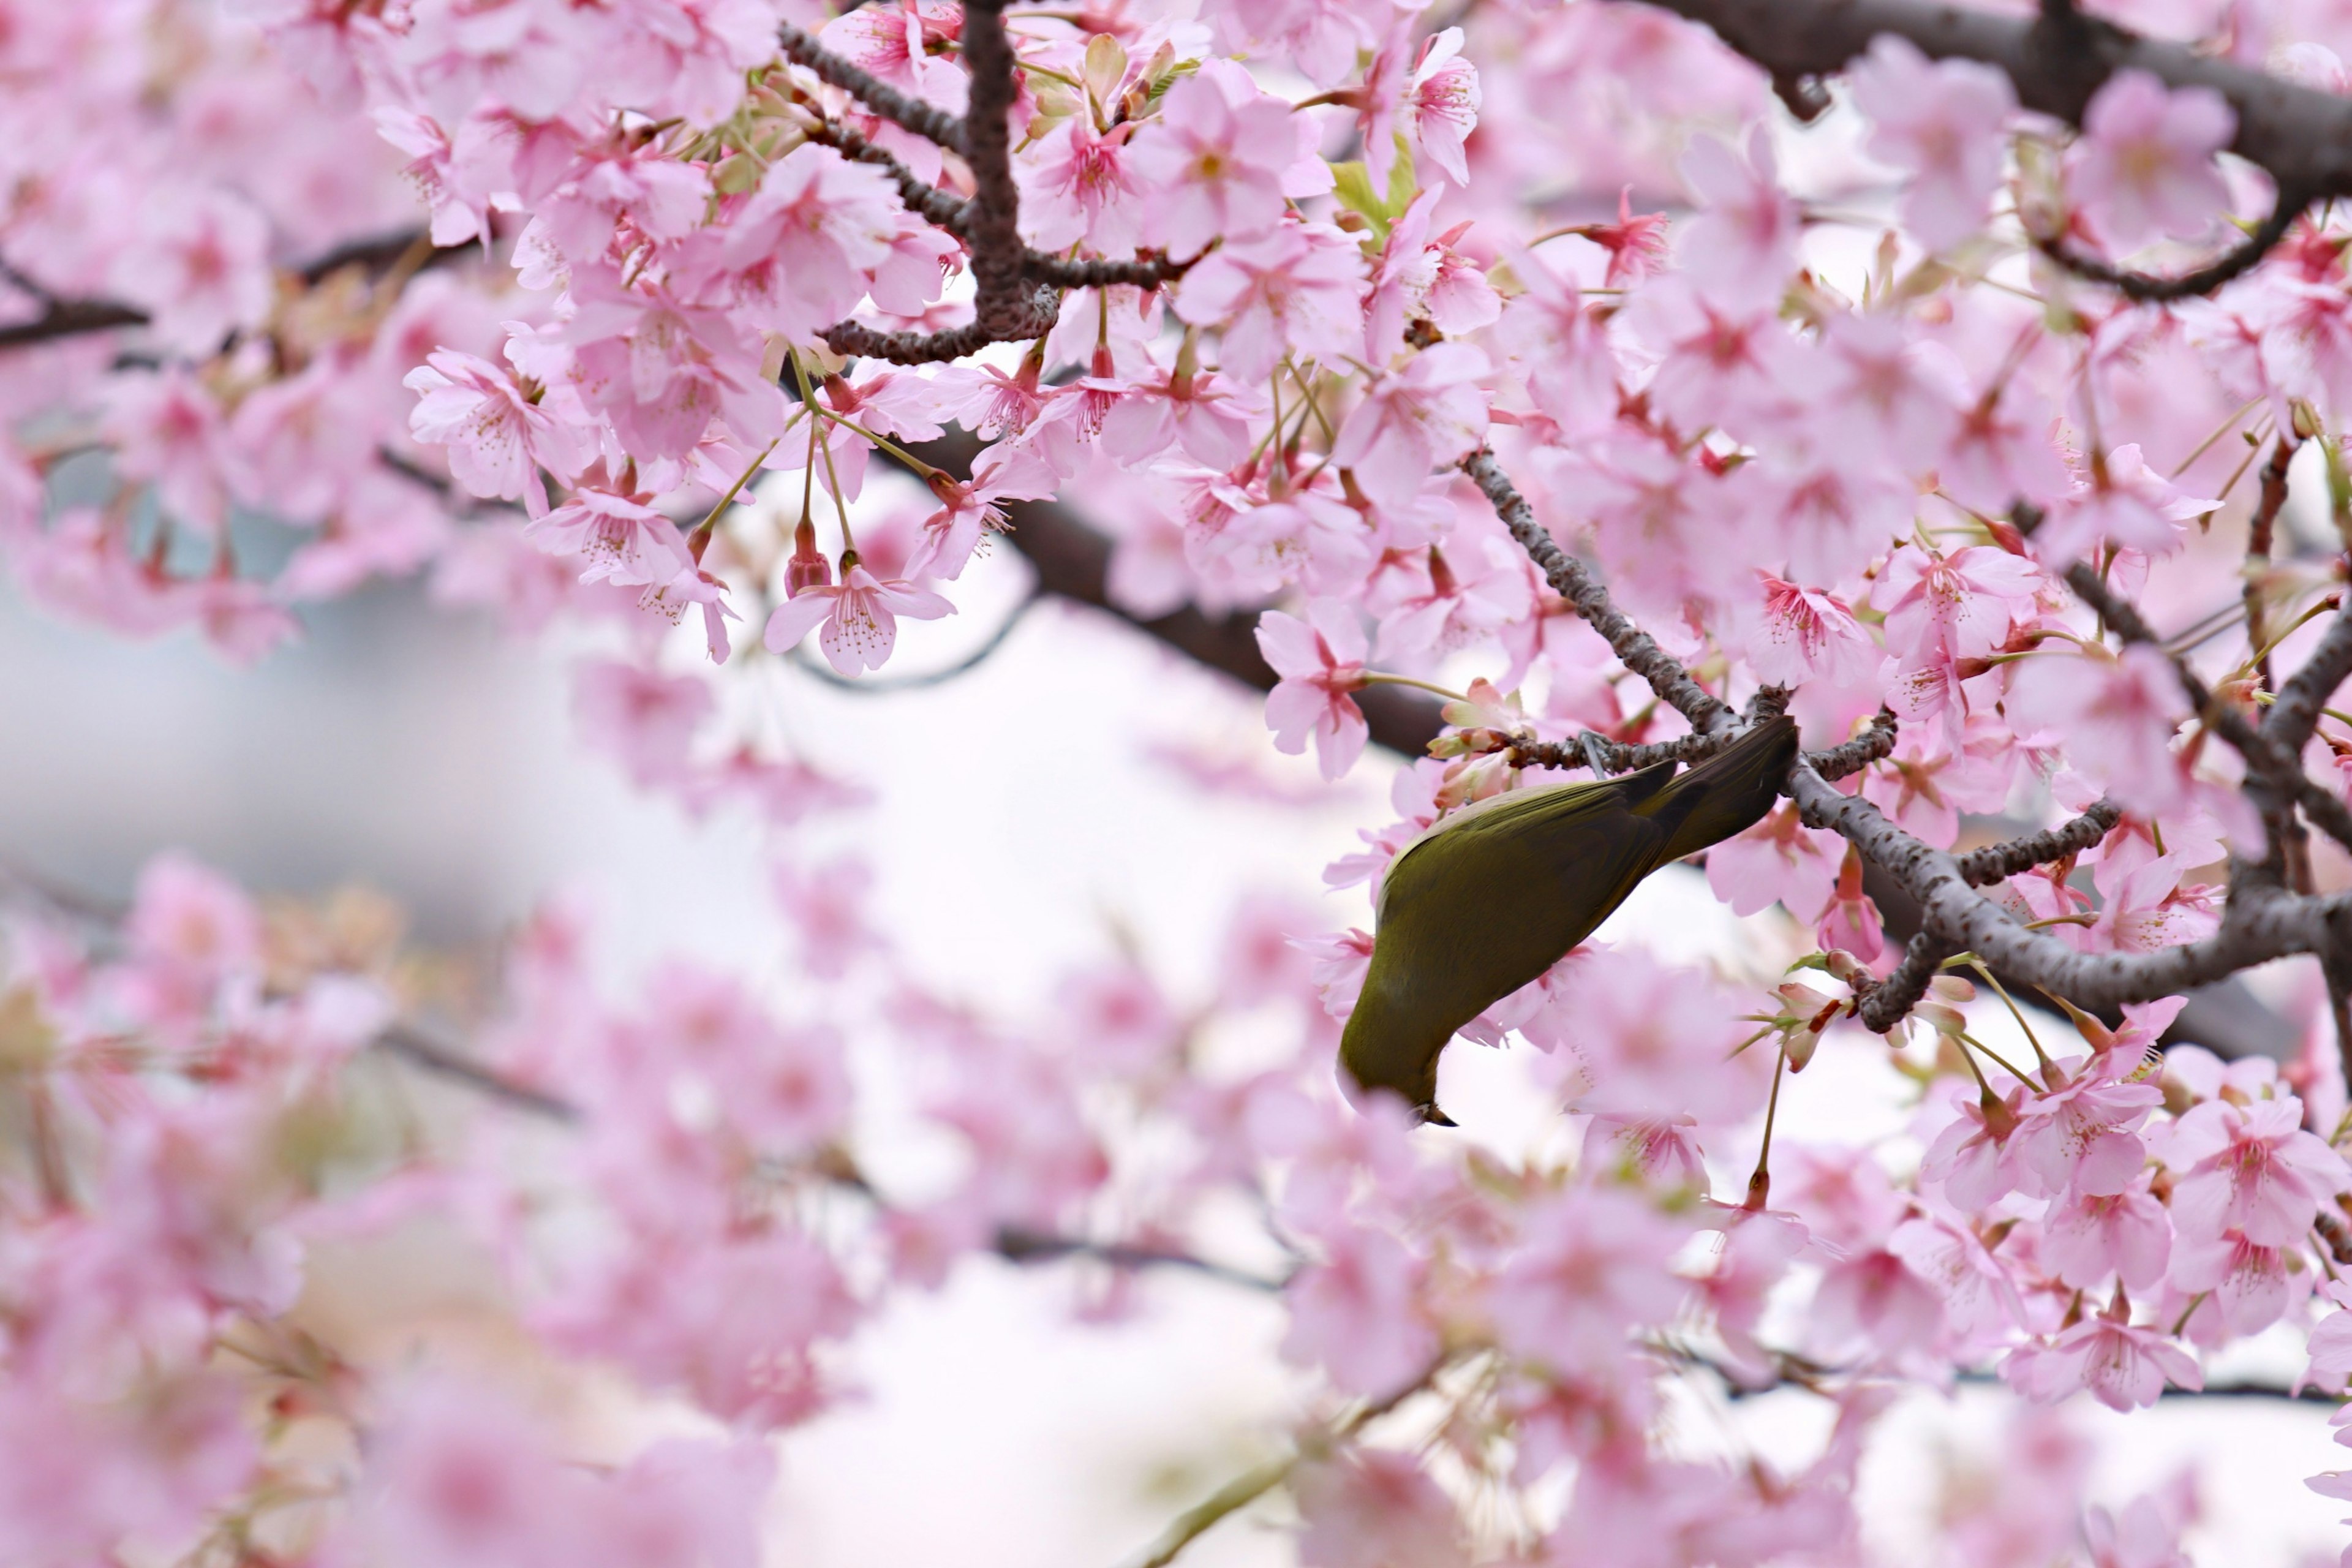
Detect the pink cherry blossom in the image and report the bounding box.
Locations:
[2164,1095,2349,1247]
[2002,1310,2203,1411]
[405,348,586,516]
[1329,343,1491,508]
[1486,1183,1689,1374]
[1171,221,1370,385]
[1019,115,1145,256]
[2068,69,2236,252]
[1281,1216,1439,1400]
[2006,645,2193,823]
[1256,601,1371,781]
[1676,126,1800,312]
[2010,1052,2163,1197]
[1127,59,1317,255]
[1849,35,2016,252]
[762,561,955,677]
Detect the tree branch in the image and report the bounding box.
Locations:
[1626,0,2352,207]
[802,115,971,234]
[1461,448,1735,733]
[2034,189,2312,301]
[776,20,969,153]
[1955,800,2122,886]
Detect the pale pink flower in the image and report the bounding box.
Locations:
[819,1,967,114]
[762,562,954,677]
[2010,1050,2163,1197]
[1171,222,1370,385]
[1401,27,1481,186]
[2170,1227,2297,1336]
[772,854,883,981]
[1329,343,1491,508]
[1296,926,1374,1020]
[405,348,586,518]
[1363,190,1500,364]
[2000,1311,2201,1411]
[1676,126,1801,312]
[1874,543,2043,666]
[910,441,1058,580]
[108,191,273,355]
[1486,1185,1688,1373]
[2068,69,2235,252]
[1281,1219,1439,1400]
[573,659,712,789]
[1920,1078,2029,1211]
[637,565,741,665]
[1706,802,1844,923]
[1849,36,2016,251]
[2163,1095,2349,1246]
[1742,576,1878,687]
[2034,444,2218,565]
[2081,1492,2193,1568]
[1019,116,1145,256]
[1811,1248,1945,1361]
[99,369,231,536]
[1494,247,1619,437]
[1940,374,2073,514]
[128,851,263,991]
[1128,59,1316,254]
[1539,949,1764,1128]
[1806,311,1964,473]
[2040,1180,2173,1292]
[1294,1451,1460,1568]
[709,145,902,342]
[525,479,691,587]
[1357,24,1482,190]
[1256,601,1371,781]
[2307,1280,2352,1393]
[2006,645,2193,824]
[1373,536,1534,660]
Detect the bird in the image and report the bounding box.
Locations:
[1338,715,1800,1125]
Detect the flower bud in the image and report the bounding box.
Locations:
[785,521,832,598]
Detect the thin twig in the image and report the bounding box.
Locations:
[777,20,969,151]
[1954,800,2122,886]
[1461,450,1733,733]
[2034,190,2309,302]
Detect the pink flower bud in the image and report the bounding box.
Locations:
[784,521,833,599]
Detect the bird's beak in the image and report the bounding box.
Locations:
[1419,1104,1458,1128]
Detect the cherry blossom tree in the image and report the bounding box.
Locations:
[20,0,2352,1562]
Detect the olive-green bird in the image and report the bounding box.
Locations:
[1340,715,1799,1125]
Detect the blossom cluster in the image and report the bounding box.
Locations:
[13,0,2352,1561]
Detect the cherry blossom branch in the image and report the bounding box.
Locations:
[1955,800,2124,886]
[2245,435,2301,693]
[776,20,969,152]
[2032,189,2312,302]
[1115,1352,1461,1568]
[802,116,971,233]
[818,1,1063,361]
[1626,0,2352,208]
[2269,602,2352,755]
[2059,559,2352,856]
[375,1020,582,1121]
[994,1225,1289,1291]
[0,228,465,352]
[1804,708,1901,782]
[1857,930,1958,1030]
[1461,449,1736,733]
[1790,759,2352,1009]
[0,297,150,350]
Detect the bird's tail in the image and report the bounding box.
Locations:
[1640,716,1801,865]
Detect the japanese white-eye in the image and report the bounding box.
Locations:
[1340,715,1799,1125]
